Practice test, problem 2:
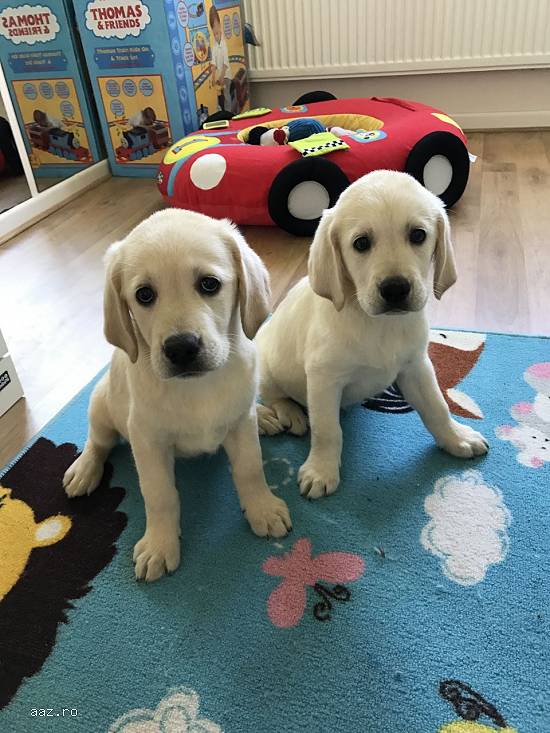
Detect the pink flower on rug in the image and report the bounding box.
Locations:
[263,538,365,628]
[526,362,550,379]
[512,401,533,414]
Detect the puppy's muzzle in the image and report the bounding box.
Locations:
[163,333,203,376]
[378,276,411,312]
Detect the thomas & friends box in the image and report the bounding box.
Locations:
[73,0,249,177]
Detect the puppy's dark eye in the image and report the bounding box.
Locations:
[410,228,426,245]
[135,286,156,306]
[198,276,221,295]
[353,236,371,252]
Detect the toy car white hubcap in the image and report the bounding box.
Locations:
[423,154,453,196]
[287,181,330,220]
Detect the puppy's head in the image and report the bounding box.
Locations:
[103,209,270,379]
[308,170,457,316]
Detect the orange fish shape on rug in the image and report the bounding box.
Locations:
[429,331,486,419]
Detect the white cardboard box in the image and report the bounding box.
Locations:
[0,354,24,417]
[0,329,7,359]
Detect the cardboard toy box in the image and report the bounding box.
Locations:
[73,0,249,177]
[0,325,23,416]
[0,1,102,177]
[0,355,24,417]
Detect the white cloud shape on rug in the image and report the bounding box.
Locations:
[108,687,222,733]
[421,470,510,586]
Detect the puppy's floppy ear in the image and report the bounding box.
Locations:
[433,208,457,300]
[223,221,271,339]
[103,241,138,362]
[308,207,347,311]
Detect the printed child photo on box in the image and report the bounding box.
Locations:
[208,4,230,111]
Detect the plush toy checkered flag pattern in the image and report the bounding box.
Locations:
[299,139,349,156]
[289,131,350,158]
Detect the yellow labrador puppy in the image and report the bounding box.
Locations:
[64,209,291,581]
[257,170,488,499]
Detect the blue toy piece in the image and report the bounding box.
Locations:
[286,117,326,142]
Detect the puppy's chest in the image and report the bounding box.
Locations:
[174,423,228,456]
[341,341,415,406]
[342,365,399,407]
[163,385,251,456]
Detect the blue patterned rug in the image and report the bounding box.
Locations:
[1,330,549,732]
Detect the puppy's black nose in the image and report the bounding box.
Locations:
[379,276,411,305]
[163,333,202,367]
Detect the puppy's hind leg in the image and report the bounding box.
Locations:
[257,403,284,436]
[64,375,118,497]
[258,379,308,437]
[272,399,308,436]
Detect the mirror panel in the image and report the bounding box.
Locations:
[0,97,31,212]
[0,2,105,202]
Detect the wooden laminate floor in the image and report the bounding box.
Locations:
[1,131,549,468]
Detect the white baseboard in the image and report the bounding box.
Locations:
[250,69,550,132]
[453,110,550,130]
[0,160,110,245]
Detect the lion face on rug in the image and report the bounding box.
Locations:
[0,487,72,602]
[0,437,127,710]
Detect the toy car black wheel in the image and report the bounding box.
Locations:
[201,111,234,128]
[405,131,470,207]
[292,91,337,105]
[268,158,349,236]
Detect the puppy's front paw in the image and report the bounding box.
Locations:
[133,528,180,582]
[438,421,489,458]
[244,492,292,538]
[298,457,340,499]
[63,451,104,498]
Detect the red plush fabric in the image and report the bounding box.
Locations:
[158,97,468,228]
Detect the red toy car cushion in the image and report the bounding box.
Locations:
[158,96,470,236]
